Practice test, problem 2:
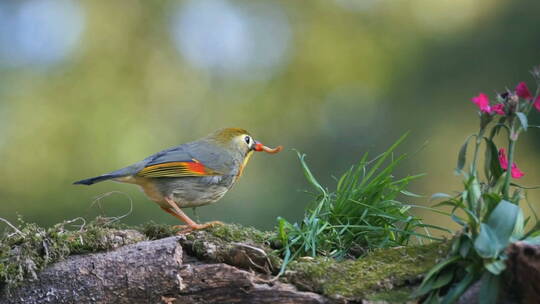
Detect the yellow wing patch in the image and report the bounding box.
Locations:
[136,161,221,178]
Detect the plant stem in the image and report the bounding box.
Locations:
[503,134,517,201]
[471,128,485,176]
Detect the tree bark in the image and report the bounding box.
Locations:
[0,236,327,304]
[457,241,540,304]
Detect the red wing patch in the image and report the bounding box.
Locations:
[185,161,206,174]
[136,160,221,178]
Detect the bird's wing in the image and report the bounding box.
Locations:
[135,142,231,178]
[136,160,221,178]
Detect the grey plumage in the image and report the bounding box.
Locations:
[73,139,240,186]
[72,128,281,230]
[153,175,233,208]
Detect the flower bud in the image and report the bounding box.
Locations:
[497,91,509,103]
[507,93,519,114]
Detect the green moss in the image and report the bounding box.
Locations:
[137,221,180,240]
[0,217,145,289]
[287,241,449,301]
[206,223,276,244]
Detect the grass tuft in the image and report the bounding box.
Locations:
[276,134,448,274]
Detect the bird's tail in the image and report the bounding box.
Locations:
[74,163,141,185]
[73,174,119,185]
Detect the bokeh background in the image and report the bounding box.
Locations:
[1,0,539,233]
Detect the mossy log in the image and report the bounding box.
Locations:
[1,235,328,304]
[2,222,539,303]
[0,223,446,303]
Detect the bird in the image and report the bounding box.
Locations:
[74,127,282,231]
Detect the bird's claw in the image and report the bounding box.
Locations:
[173,221,224,234]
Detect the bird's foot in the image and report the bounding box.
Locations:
[173,221,224,234]
[199,221,224,229]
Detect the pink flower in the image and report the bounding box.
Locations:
[516,82,533,100]
[491,103,505,115]
[472,93,492,113]
[498,148,525,179]
[510,163,525,179]
[535,96,540,112]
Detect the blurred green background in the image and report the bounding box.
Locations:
[1,0,539,233]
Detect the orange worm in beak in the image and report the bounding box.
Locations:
[254,142,283,154]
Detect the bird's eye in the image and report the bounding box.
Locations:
[244,136,251,145]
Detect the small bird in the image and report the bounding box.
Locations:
[74,128,282,231]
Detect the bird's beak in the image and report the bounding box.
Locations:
[253,140,283,154]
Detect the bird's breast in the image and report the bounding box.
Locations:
[236,151,254,181]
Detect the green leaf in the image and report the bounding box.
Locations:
[456,135,474,174]
[484,259,506,275]
[441,271,476,304]
[295,151,326,196]
[468,177,481,210]
[415,256,460,296]
[358,132,409,188]
[482,193,502,218]
[451,214,466,227]
[431,269,455,289]
[511,188,523,205]
[474,223,499,258]
[450,236,459,256]
[430,192,452,202]
[523,236,540,245]
[483,138,502,182]
[462,207,480,226]
[459,236,472,258]
[474,200,520,258]
[400,190,423,197]
[516,112,528,131]
[423,293,439,304]
[486,200,519,244]
[511,209,525,241]
[433,200,459,208]
[479,272,500,304]
[492,172,507,194]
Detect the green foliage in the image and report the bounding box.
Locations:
[276,134,448,274]
[416,69,540,303]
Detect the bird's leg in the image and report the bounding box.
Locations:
[192,207,200,222]
[162,198,223,233]
[159,207,189,230]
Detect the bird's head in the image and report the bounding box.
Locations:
[208,127,283,157]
